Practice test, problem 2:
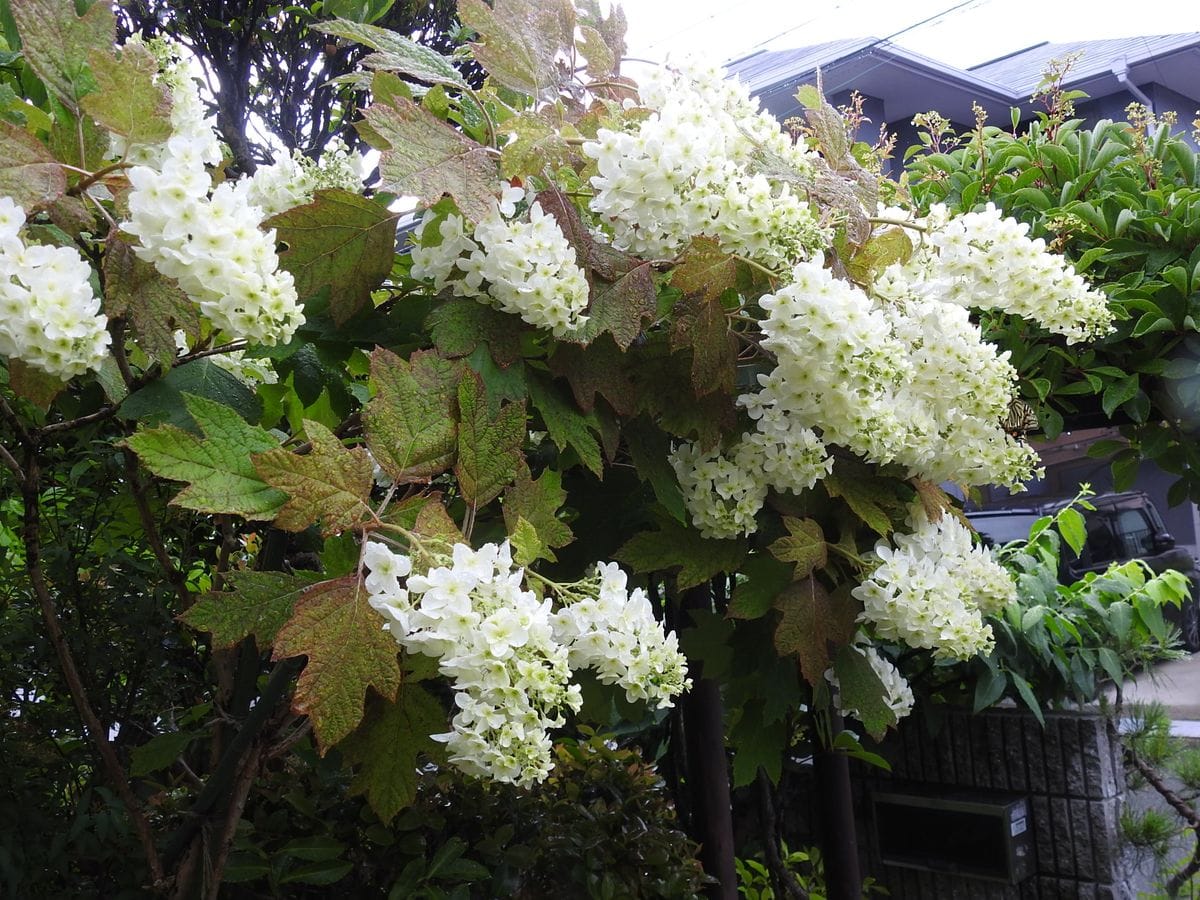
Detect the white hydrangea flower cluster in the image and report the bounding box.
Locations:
[550,562,690,707]
[583,61,827,270]
[669,406,832,540]
[875,203,1113,343]
[240,138,365,218]
[852,508,1017,660]
[409,187,589,337]
[0,198,110,378]
[119,41,304,347]
[827,642,915,723]
[363,540,688,785]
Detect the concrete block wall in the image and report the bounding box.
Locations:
[851,708,1131,899]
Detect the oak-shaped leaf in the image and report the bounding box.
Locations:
[577,261,657,350]
[103,234,198,366]
[0,120,66,211]
[911,479,952,523]
[340,682,445,822]
[253,420,374,536]
[427,298,525,367]
[454,370,525,508]
[360,95,496,222]
[9,0,115,106]
[623,417,687,523]
[832,644,897,740]
[528,376,603,477]
[726,553,793,620]
[124,393,287,519]
[548,335,637,416]
[503,466,573,560]
[671,236,737,305]
[458,0,574,98]
[81,43,172,145]
[180,569,324,650]
[825,469,899,537]
[616,518,747,591]
[576,0,627,79]
[500,111,572,180]
[768,517,828,581]
[670,292,737,397]
[272,577,403,751]
[315,18,466,88]
[269,189,399,324]
[774,578,859,685]
[364,348,460,484]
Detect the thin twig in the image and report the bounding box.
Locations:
[66,161,134,197]
[40,404,120,434]
[0,440,23,479]
[21,455,165,888]
[123,449,192,609]
[175,341,249,365]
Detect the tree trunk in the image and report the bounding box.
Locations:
[814,712,861,900]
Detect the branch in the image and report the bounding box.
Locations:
[40,404,120,435]
[1126,745,1200,896]
[122,449,192,609]
[66,161,134,197]
[20,454,165,888]
[0,439,23,480]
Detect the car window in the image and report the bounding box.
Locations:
[1114,508,1154,557]
[966,513,1039,546]
[1082,513,1118,565]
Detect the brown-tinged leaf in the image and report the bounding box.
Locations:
[365,348,460,484]
[8,358,65,407]
[671,236,737,304]
[104,234,198,366]
[253,420,373,536]
[769,517,828,580]
[361,95,496,222]
[548,334,637,415]
[0,120,65,211]
[774,578,859,684]
[844,226,913,286]
[181,569,324,649]
[455,370,525,507]
[411,498,465,545]
[500,111,572,180]
[670,293,736,397]
[503,465,573,557]
[458,0,574,98]
[427,297,525,367]
[577,0,627,79]
[911,479,951,523]
[268,189,399,323]
[9,0,115,106]
[272,577,403,751]
[81,43,172,145]
[579,260,658,350]
[340,684,445,822]
[46,195,95,235]
[315,18,466,88]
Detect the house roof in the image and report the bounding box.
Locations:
[970,33,1200,96]
[725,32,1200,124]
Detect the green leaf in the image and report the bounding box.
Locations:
[499,111,572,180]
[503,466,573,558]
[669,292,736,397]
[361,96,496,222]
[727,554,793,620]
[124,394,286,518]
[269,189,399,324]
[845,227,913,284]
[315,18,466,87]
[768,517,828,580]
[181,569,324,649]
[615,518,747,590]
[340,683,445,822]
[677,607,734,678]
[825,470,896,536]
[972,663,1008,712]
[130,730,194,777]
[774,578,858,684]
[253,421,374,535]
[365,348,460,483]
[272,577,403,751]
[1057,506,1087,557]
[279,836,348,862]
[118,358,261,429]
[455,371,525,507]
[279,860,354,886]
[623,417,686,522]
[729,703,787,787]
[427,297,524,367]
[103,234,198,367]
[1111,449,1140,492]
[832,645,896,740]
[528,376,603,477]
[1103,374,1139,417]
[1010,672,1044,725]
[7,359,65,407]
[9,0,114,106]
[509,515,548,566]
[80,43,171,145]
[671,236,737,304]
[0,119,65,211]
[458,0,574,98]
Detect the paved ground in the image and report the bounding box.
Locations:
[1118,650,1200,735]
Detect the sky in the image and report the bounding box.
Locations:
[619,0,1195,71]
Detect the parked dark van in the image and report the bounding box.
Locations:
[966,491,1200,652]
